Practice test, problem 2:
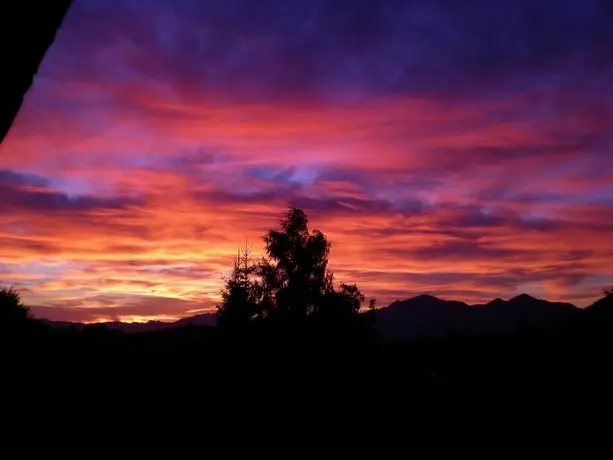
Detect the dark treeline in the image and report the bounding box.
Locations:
[2,207,613,454]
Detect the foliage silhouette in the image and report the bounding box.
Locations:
[0,286,30,325]
[216,244,260,333]
[217,207,374,346]
[0,286,38,342]
[260,207,333,318]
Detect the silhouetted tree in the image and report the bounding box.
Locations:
[317,282,364,322]
[0,286,45,347]
[217,244,260,332]
[216,207,372,337]
[0,287,30,329]
[260,207,333,318]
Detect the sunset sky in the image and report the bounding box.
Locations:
[1,0,612,322]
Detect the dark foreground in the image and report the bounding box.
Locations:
[4,303,613,457]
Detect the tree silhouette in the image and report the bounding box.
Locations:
[216,207,372,334]
[0,287,30,326]
[260,207,333,319]
[0,287,38,344]
[217,244,260,332]
[317,282,364,324]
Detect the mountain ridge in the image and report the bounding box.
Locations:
[376,292,578,340]
[41,292,580,340]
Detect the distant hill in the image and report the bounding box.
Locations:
[43,312,217,334]
[42,293,579,340]
[374,293,578,341]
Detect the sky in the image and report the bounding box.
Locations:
[1,0,613,323]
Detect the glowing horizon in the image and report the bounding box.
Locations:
[1,0,612,322]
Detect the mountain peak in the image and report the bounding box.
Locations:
[486,297,507,307]
[411,294,440,302]
[384,294,445,312]
[511,293,538,302]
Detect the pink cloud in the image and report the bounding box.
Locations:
[1,1,612,321]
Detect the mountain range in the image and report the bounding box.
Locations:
[375,293,578,340]
[43,293,580,340]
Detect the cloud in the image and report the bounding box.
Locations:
[0,169,144,215]
[0,0,612,320]
[40,0,613,101]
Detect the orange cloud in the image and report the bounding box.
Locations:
[1,15,612,322]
